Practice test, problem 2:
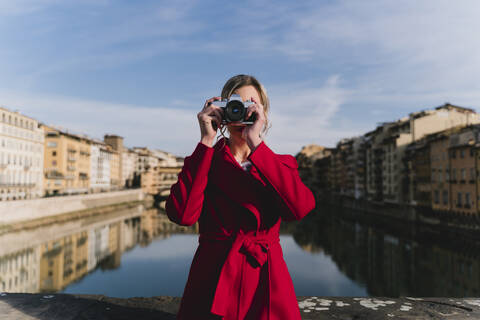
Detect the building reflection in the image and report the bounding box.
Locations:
[0,205,196,293]
[292,205,480,297]
[4,202,477,297]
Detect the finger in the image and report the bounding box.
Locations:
[208,110,220,125]
[247,105,257,119]
[204,97,221,108]
[251,97,262,107]
[212,109,223,123]
[204,116,218,129]
[205,105,223,116]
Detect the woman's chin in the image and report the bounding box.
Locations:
[228,125,247,138]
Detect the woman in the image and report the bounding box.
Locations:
[166,74,316,320]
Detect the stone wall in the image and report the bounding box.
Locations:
[0,189,145,225]
[1,293,479,319]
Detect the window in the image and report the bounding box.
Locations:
[442,190,448,205]
[461,168,466,180]
[446,168,450,182]
[470,168,475,180]
[452,168,457,181]
[451,150,456,158]
[47,142,57,148]
[52,151,56,156]
[461,149,465,158]
[457,192,462,207]
[52,160,57,166]
[434,190,439,204]
[438,169,443,183]
[470,148,475,157]
[431,169,436,182]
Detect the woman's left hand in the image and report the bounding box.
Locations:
[242,96,265,151]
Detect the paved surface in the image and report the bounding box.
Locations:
[1,293,480,319]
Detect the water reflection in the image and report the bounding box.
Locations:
[1,202,478,297]
[292,204,480,297]
[0,205,196,294]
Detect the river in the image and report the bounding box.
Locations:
[0,202,477,298]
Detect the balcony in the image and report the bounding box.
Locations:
[67,166,76,171]
[460,179,466,184]
[68,157,76,162]
[45,171,64,179]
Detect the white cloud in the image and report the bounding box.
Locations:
[270,1,480,102]
[0,90,199,156]
[265,75,364,154]
[0,75,360,157]
[2,0,480,156]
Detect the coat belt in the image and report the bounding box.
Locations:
[199,230,280,319]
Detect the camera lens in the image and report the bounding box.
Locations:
[225,100,245,122]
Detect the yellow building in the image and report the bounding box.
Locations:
[39,231,88,292]
[40,124,91,196]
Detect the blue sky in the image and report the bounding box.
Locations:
[1,0,480,156]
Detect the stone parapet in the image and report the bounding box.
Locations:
[1,293,479,319]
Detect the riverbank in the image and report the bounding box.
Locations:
[1,293,479,319]
[0,189,153,236]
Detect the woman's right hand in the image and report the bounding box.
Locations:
[198,97,223,147]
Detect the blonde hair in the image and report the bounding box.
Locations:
[216,74,272,145]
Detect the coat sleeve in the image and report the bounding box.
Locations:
[165,142,215,226]
[247,140,316,221]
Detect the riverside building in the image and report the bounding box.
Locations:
[40,124,91,196]
[365,103,480,204]
[0,106,44,201]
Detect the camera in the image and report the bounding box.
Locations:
[213,94,256,125]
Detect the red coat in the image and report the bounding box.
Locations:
[166,137,316,320]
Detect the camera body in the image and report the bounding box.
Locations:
[213,94,256,125]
